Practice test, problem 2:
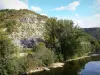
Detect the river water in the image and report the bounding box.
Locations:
[29,55,100,75]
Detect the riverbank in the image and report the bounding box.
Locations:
[27,62,64,73]
[27,54,100,74]
[66,54,100,62]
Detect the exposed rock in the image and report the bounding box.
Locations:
[20,37,44,48]
[0,9,47,47]
[7,12,47,47]
[50,62,64,68]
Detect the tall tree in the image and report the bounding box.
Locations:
[44,18,92,60]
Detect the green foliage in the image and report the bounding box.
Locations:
[55,53,64,62]
[84,28,100,40]
[0,9,100,74]
[5,20,17,33]
[0,35,19,75]
[0,9,48,35]
[24,43,55,71]
[81,32,100,53]
[0,9,47,23]
[44,18,58,49]
[33,43,55,66]
[17,57,28,73]
[44,18,94,60]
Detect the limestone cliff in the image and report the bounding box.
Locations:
[0,9,48,47]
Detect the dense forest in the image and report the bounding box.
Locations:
[83,28,100,40]
[0,9,100,75]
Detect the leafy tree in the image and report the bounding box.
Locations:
[0,35,19,75]
[32,43,55,66]
[24,43,55,71]
[56,19,83,60]
[44,18,58,49]
[44,18,93,60]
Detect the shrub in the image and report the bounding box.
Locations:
[5,20,16,33]
[25,43,55,71]
[0,35,19,75]
[34,43,55,66]
[55,53,63,62]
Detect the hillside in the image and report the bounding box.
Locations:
[0,9,48,47]
[83,28,100,40]
[1,9,100,75]
[0,9,100,48]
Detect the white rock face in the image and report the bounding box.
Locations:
[9,14,46,47]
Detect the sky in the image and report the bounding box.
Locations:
[0,0,100,28]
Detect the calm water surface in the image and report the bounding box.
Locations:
[29,55,100,75]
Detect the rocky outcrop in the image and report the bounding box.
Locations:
[0,9,47,47]
[20,38,44,48]
[7,12,47,47]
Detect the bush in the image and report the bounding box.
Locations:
[25,43,55,71]
[55,53,63,62]
[44,18,96,60]
[35,43,55,66]
[0,35,19,75]
[5,20,16,33]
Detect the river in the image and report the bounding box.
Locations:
[29,55,100,75]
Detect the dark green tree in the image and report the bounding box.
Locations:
[44,18,92,60]
[0,35,19,75]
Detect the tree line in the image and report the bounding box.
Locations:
[0,17,100,75]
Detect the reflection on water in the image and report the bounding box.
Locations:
[29,56,100,75]
[81,61,100,75]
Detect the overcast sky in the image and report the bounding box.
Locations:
[0,0,100,28]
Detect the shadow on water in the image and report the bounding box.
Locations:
[28,56,100,75]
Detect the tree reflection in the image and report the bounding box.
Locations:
[29,56,100,75]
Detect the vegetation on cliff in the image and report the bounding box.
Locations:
[0,9,100,75]
[44,18,100,60]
